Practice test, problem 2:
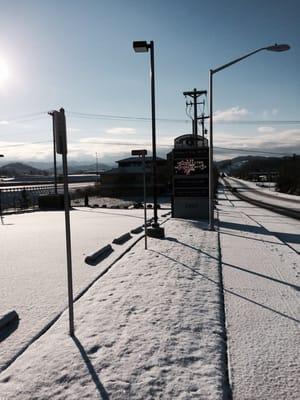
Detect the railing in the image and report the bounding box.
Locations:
[0,185,55,214]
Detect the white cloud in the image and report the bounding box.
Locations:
[215,128,300,155]
[0,120,9,125]
[257,126,275,133]
[68,127,81,132]
[262,108,279,118]
[106,127,136,135]
[214,106,250,122]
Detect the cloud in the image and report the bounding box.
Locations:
[257,126,275,133]
[0,120,9,125]
[106,127,136,135]
[215,128,300,157]
[214,106,250,122]
[1,126,299,164]
[262,108,279,118]
[68,127,81,132]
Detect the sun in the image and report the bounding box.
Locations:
[0,57,11,87]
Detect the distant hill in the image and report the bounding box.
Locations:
[217,155,284,175]
[0,161,112,176]
[0,162,49,177]
[217,154,300,195]
[46,163,111,174]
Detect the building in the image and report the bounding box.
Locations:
[100,154,169,197]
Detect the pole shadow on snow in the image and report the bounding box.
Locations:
[220,230,284,246]
[73,208,144,220]
[219,220,300,254]
[159,241,300,323]
[72,336,110,400]
[165,237,300,292]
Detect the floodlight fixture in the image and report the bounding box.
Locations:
[133,41,150,53]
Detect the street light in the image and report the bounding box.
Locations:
[208,43,290,230]
[133,40,164,238]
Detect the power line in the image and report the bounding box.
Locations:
[67,111,300,125]
[1,109,300,125]
[0,111,48,123]
[67,111,190,124]
[214,146,294,156]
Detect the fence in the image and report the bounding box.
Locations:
[0,185,55,214]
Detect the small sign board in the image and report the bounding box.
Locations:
[53,109,67,154]
[131,149,147,156]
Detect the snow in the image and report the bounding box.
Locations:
[1,186,299,399]
[224,177,300,212]
[0,206,168,372]
[0,219,227,400]
[218,184,300,399]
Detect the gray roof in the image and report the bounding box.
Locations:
[116,156,165,163]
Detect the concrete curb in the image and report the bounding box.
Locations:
[0,310,19,330]
[112,232,132,245]
[131,226,144,234]
[85,244,113,265]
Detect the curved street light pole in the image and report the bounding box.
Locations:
[208,43,290,231]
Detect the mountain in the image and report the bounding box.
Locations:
[217,155,285,175]
[0,163,49,177]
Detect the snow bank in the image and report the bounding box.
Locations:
[0,219,227,399]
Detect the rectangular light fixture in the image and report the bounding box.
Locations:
[133,41,149,53]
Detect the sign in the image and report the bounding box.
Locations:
[53,109,67,154]
[131,149,147,156]
[173,148,209,197]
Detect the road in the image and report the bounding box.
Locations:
[0,206,169,372]
[224,177,300,216]
[218,183,300,399]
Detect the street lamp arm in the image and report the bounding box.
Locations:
[212,47,267,74]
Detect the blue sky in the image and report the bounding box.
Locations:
[0,0,299,164]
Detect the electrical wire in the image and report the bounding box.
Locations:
[1,109,300,125]
[0,111,48,123]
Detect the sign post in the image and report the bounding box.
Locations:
[132,149,148,249]
[53,108,74,336]
[172,135,209,219]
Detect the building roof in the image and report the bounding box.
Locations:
[116,156,166,163]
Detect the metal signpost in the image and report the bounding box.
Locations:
[172,135,209,219]
[53,108,75,336]
[48,111,58,194]
[132,149,148,249]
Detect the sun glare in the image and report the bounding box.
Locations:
[0,57,11,86]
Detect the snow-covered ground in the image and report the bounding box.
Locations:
[224,177,300,212]
[0,219,228,400]
[218,184,300,399]
[0,206,168,372]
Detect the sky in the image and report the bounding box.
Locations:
[0,0,299,166]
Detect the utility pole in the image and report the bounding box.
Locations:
[183,89,207,138]
[95,152,99,183]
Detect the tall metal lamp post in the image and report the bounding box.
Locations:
[208,43,290,231]
[133,40,164,238]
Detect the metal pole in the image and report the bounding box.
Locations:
[60,109,75,336]
[208,69,214,230]
[193,88,198,138]
[149,41,159,228]
[143,154,147,250]
[0,189,2,224]
[96,152,99,183]
[49,112,58,194]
